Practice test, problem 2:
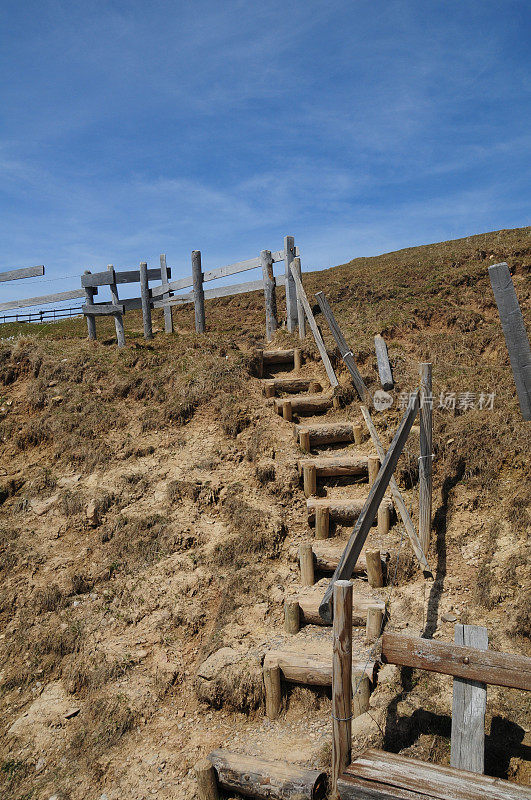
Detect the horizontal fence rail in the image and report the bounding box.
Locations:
[0,306,84,324]
[0,265,45,283]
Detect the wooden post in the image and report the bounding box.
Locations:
[366,605,384,643]
[331,580,352,798]
[303,464,317,497]
[353,424,363,445]
[488,261,531,420]
[292,256,306,339]
[451,624,488,774]
[139,262,153,341]
[282,400,293,422]
[293,348,302,370]
[315,292,368,401]
[419,363,433,555]
[160,253,173,333]
[256,349,264,378]
[83,270,97,340]
[289,268,338,387]
[284,600,300,634]
[368,456,380,487]
[284,235,298,333]
[263,658,282,720]
[366,550,384,588]
[108,265,126,348]
[378,504,390,536]
[299,429,311,453]
[261,249,278,342]
[265,384,275,399]
[315,505,329,540]
[195,758,219,800]
[374,334,394,390]
[192,250,205,333]
[299,542,315,585]
[352,670,370,718]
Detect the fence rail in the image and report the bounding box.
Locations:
[0,306,84,325]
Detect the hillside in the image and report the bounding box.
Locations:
[0,226,529,799]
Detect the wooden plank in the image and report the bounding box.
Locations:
[208,750,327,800]
[82,303,125,316]
[374,334,394,390]
[381,632,531,691]
[319,394,419,623]
[332,581,352,796]
[81,267,168,287]
[292,257,307,339]
[488,262,531,421]
[360,404,429,571]
[0,265,44,282]
[203,256,260,283]
[284,236,298,333]
[159,253,173,333]
[341,749,530,800]
[451,624,488,774]
[315,292,368,401]
[108,264,125,347]
[419,363,433,555]
[0,289,86,312]
[289,266,338,387]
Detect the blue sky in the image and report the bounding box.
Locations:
[1,0,530,306]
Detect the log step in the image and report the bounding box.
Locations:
[298,455,370,478]
[264,648,375,687]
[262,348,298,365]
[294,421,358,448]
[307,496,393,525]
[274,394,334,416]
[291,589,385,627]
[312,541,389,574]
[263,377,323,397]
[207,750,327,800]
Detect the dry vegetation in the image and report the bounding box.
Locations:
[0,226,529,798]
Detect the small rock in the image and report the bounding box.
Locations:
[86,500,99,525]
[35,757,46,773]
[442,612,458,623]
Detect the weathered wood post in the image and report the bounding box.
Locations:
[378,504,390,536]
[331,580,352,798]
[292,256,306,339]
[83,270,97,341]
[284,599,300,634]
[261,249,277,342]
[299,542,315,585]
[366,604,384,643]
[353,424,363,445]
[263,656,282,720]
[451,624,488,773]
[366,549,384,588]
[139,262,153,341]
[315,505,330,540]
[293,348,302,370]
[192,250,205,333]
[284,235,298,332]
[282,400,293,422]
[303,464,317,497]
[108,265,126,348]
[374,334,394,390]
[352,670,370,718]
[368,455,380,487]
[160,253,173,334]
[195,758,219,800]
[300,429,311,453]
[419,363,433,555]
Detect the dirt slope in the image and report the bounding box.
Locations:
[0,226,529,799]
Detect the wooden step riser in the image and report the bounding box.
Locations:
[307,498,393,526]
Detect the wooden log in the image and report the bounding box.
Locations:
[488,261,531,421]
[289,265,338,387]
[298,594,384,628]
[315,292,368,401]
[360,404,429,571]
[303,464,317,498]
[352,670,370,718]
[264,384,276,399]
[203,255,260,284]
[419,363,433,555]
[299,542,315,585]
[159,253,173,333]
[381,632,531,690]
[282,400,293,422]
[368,455,380,487]
[307,497,393,526]
[309,542,388,575]
[192,250,205,333]
[263,348,295,364]
[265,650,375,687]
[339,748,531,800]
[332,581,352,797]
[294,347,302,370]
[0,265,44,282]
[85,267,169,288]
[0,288,86,313]
[320,393,420,624]
[300,430,311,453]
[374,334,394,390]
[82,303,125,316]
[275,394,334,416]
[292,256,307,339]
[261,249,278,342]
[309,380,321,393]
[294,422,355,446]
[451,624,488,774]
[298,455,369,478]
[284,599,300,634]
[139,262,153,341]
[315,505,329,540]
[195,758,219,800]
[378,504,390,536]
[365,550,384,588]
[366,605,384,643]
[263,659,282,720]
[108,264,126,348]
[284,235,298,333]
[208,750,327,800]
[353,424,363,445]
[264,378,321,394]
[83,270,97,341]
